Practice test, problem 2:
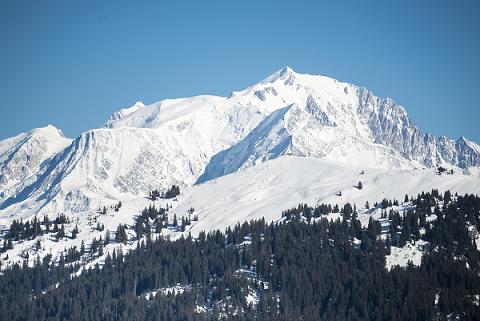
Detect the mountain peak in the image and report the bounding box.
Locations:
[30,124,66,138]
[280,66,295,76]
[261,66,298,85]
[104,101,146,128]
[132,100,146,108]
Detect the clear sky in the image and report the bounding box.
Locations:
[1,0,479,142]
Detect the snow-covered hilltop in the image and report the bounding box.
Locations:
[0,125,72,208]
[1,67,479,219]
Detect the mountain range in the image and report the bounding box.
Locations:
[2,67,479,217]
[1,67,480,268]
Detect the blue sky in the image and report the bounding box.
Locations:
[1,0,479,142]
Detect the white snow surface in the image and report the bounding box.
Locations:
[175,157,480,236]
[386,240,429,270]
[141,284,192,300]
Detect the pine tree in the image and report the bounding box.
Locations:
[181,217,186,232]
[90,238,98,254]
[105,230,110,245]
[116,224,128,244]
[35,240,42,252]
[57,224,65,240]
[71,224,79,239]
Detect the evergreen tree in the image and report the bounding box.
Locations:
[71,224,79,239]
[105,230,110,245]
[116,224,128,244]
[56,224,65,240]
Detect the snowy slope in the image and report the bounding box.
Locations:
[0,125,72,207]
[178,156,480,236]
[2,156,479,270]
[197,101,413,183]
[103,101,146,126]
[0,98,265,218]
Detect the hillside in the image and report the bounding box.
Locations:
[1,68,480,271]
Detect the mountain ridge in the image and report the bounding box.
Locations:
[1,67,479,219]
[0,125,72,205]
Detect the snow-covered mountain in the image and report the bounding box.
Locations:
[0,125,72,208]
[1,67,479,219]
[204,67,480,177]
[1,67,480,270]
